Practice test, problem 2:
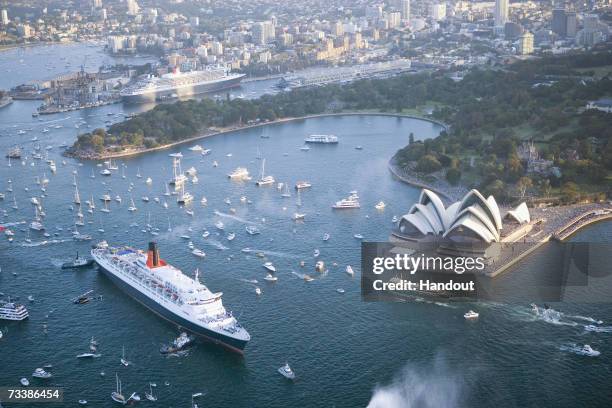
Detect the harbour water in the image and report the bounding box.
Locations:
[1,43,611,408]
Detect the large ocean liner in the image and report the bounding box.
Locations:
[120,67,245,104]
[91,242,250,353]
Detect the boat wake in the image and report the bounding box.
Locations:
[213,210,256,225]
[238,278,259,284]
[291,271,308,280]
[565,314,604,325]
[367,355,464,408]
[204,240,228,251]
[244,249,301,260]
[20,239,71,247]
[559,343,601,357]
[584,325,612,333]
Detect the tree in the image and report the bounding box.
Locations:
[416,155,442,173]
[446,167,461,185]
[516,176,533,199]
[561,181,580,203]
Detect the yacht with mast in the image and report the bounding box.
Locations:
[91,242,250,352]
[255,159,275,186]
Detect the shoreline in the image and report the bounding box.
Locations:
[66,111,448,161]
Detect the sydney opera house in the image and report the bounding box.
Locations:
[395,189,532,248]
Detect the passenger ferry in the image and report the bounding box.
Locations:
[91,242,250,352]
[304,134,339,144]
[0,300,29,320]
[332,192,360,209]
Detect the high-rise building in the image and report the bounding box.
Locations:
[551,8,566,37]
[93,0,103,8]
[504,21,523,40]
[1,9,8,25]
[495,0,508,27]
[127,0,140,16]
[565,11,577,38]
[430,3,446,21]
[332,21,344,36]
[400,0,410,21]
[252,21,275,45]
[386,11,401,29]
[518,32,534,55]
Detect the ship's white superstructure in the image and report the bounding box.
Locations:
[0,300,29,320]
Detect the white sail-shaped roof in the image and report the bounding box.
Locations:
[443,214,497,243]
[399,188,525,243]
[506,202,530,224]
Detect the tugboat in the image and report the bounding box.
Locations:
[160,332,195,354]
[62,252,94,269]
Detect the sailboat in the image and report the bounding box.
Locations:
[90,169,95,179]
[111,373,127,405]
[145,383,157,401]
[120,346,130,366]
[177,183,193,204]
[101,200,110,213]
[136,167,142,178]
[121,166,126,179]
[74,183,81,205]
[281,182,291,198]
[128,196,137,212]
[255,158,275,186]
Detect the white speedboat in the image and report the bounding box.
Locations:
[264,273,278,282]
[278,363,296,380]
[295,181,312,189]
[192,249,206,258]
[20,377,29,386]
[375,201,386,210]
[32,368,52,379]
[255,287,262,295]
[578,344,601,357]
[346,265,354,276]
[263,262,276,272]
[245,225,260,235]
[464,310,479,319]
[292,213,305,221]
[227,233,236,241]
[322,233,330,241]
[215,221,224,230]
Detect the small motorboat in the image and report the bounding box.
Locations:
[264,273,278,282]
[464,310,479,319]
[255,287,262,295]
[375,201,386,210]
[345,265,354,276]
[304,274,314,282]
[322,233,330,241]
[192,249,206,258]
[20,377,30,386]
[353,234,364,240]
[313,249,320,258]
[62,252,94,269]
[263,262,276,272]
[160,332,195,354]
[278,363,296,380]
[336,288,345,294]
[145,383,157,401]
[245,225,260,235]
[32,368,52,379]
[78,400,88,405]
[578,344,601,357]
[215,221,224,230]
[227,232,236,241]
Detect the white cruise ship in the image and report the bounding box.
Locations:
[0,300,29,321]
[91,242,250,352]
[120,67,245,104]
[304,134,339,144]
